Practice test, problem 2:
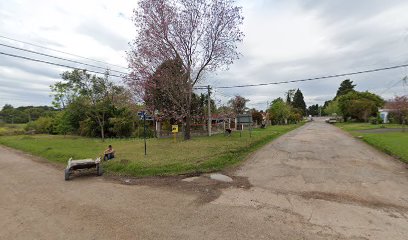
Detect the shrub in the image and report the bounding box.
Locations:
[25,117,55,134]
[109,117,134,137]
[53,111,73,135]
[369,113,384,125]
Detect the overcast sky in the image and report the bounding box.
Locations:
[1,0,408,110]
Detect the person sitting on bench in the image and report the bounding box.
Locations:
[103,145,115,161]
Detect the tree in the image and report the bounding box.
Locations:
[285,89,295,104]
[127,0,244,140]
[51,70,126,141]
[0,105,55,124]
[292,89,306,116]
[144,58,188,120]
[25,116,54,134]
[53,111,73,136]
[191,93,216,119]
[228,95,249,115]
[251,108,263,125]
[307,104,319,116]
[387,95,408,124]
[324,100,341,116]
[336,79,356,98]
[2,104,13,111]
[216,105,234,119]
[268,98,291,125]
[337,91,384,122]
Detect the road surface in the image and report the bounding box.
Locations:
[1,119,408,239]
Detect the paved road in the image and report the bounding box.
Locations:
[1,120,408,239]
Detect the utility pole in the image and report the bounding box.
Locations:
[207,85,212,136]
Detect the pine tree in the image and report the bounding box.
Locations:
[292,89,307,116]
[336,79,356,98]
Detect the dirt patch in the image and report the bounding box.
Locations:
[106,174,252,204]
[1,144,250,204]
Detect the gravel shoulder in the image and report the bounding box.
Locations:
[1,119,408,239]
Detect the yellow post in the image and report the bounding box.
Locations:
[172,125,178,143]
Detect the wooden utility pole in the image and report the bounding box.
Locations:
[208,85,212,136]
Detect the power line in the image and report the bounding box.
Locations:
[215,63,408,89]
[214,89,234,98]
[0,51,123,78]
[379,79,403,96]
[0,43,128,75]
[0,35,129,70]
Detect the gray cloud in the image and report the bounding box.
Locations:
[1,0,408,109]
[207,0,408,109]
[299,0,404,24]
[76,19,129,51]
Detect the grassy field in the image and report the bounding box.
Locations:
[0,123,26,136]
[0,124,302,176]
[336,123,408,163]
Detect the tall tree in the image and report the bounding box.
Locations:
[337,91,384,122]
[324,100,340,116]
[51,70,125,141]
[307,104,319,116]
[292,89,306,115]
[251,108,263,125]
[268,98,291,125]
[336,79,356,98]
[127,0,244,140]
[285,89,295,104]
[387,95,408,124]
[144,58,188,120]
[228,95,249,115]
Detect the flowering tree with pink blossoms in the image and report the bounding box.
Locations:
[126,0,244,140]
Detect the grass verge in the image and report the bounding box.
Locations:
[0,123,26,136]
[0,123,302,176]
[336,122,408,163]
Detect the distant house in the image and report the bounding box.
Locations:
[379,101,401,123]
[379,109,391,123]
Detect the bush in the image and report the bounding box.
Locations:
[369,116,378,124]
[25,117,55,134]
[53,111,73,135]
[79,118,99,137]
[136,124,155,138]
[109,117,134,137]
[369,114,384,125]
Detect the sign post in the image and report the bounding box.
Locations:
[172,125,178,143]
[236,114,253,138]
[143,113,147,155]
[138,111,148,156]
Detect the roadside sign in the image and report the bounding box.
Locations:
[172,125,179,133]
[137,111,153,121]
[237,114,253,124]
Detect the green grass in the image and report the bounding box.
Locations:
[0,124,302,176]
[335,122,408,163]
[0,123,26,136]
[335,122,403,131]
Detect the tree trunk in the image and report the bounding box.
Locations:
[99,115,105,142]
[101,125,105,142]
[184,114,191,140]
[183,83,193,140]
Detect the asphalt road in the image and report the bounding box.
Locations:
[1,119,408,239]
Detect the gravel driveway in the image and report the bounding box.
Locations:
[1,119,408,239]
